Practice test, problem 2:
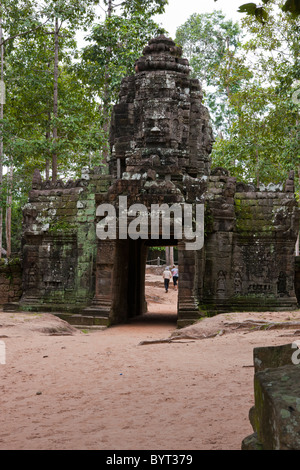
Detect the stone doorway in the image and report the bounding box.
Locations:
[110,239,179,325]
[87,234,200,328]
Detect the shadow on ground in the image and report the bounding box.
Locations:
[128,311,177,326]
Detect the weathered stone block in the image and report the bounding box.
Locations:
[253,364,300,450]
[241,433,263,450]
[254,343,298,373]
[0,259,22,305]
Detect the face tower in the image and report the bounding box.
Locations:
[109,35,213,202]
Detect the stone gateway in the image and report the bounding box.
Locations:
[19,36,300,327]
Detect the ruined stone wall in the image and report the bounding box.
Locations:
[295,256,300,304]
[20,168,112,314]
[0,259,22,306]
[242,343,300,450]
[200,169,300,313]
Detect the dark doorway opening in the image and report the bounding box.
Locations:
[112,239,178,326]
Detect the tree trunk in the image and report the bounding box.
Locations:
[52,16,59,183]
[256,148,260,188]
[102,0,113,163]
[225,36,231,99]
[165,247,170,266]
[45,157,50,180]
[170,247,174,267]
[0,13,4,259]
[107,0,113,17]
[297,120,299,187]
[5,162,12,258]
[45,110,51,180]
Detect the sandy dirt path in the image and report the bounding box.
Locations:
[0,271,299,450]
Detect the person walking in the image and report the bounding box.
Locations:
[162,266,172,293]
[171,265,178,290]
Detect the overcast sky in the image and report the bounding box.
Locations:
[153,0,246,38]
[77,0,247,48]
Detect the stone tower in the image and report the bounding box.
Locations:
[109,35,213,183]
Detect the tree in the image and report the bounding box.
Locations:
[0,0,167,256]
[0,0,107,256]
[0,0,53,258]
[77,0,167,160]
[175,11,242,136]
[4,28,105,174]
[214,0,300,23]
[211,0,300,187]
[36,0,101,182]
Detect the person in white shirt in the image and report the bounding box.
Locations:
[162,266,172,293]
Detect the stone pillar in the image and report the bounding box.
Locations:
[83,239,116,324]
[177,240,200,328]
[126,240,148,320]
[20,239,41,308]
[141,242,148,315]
[202,231,234,309]
[294,256,300,305]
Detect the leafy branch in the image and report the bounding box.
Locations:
[214,0,300,24]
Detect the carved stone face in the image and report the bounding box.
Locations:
[109,35,213,180]
[143,108,171,147]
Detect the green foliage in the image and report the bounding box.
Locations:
[74,0,167,165]
[237,3,269,24]
[214,0,300,23]
[175,11,242,135]
[48,219,76,234]
[120,0,168,17]
[210,0,300,186]
[39,0,98,31]
[0,0,168,255]
[176,11,241,85]
[3,26,104,178]
[78,9,166,106]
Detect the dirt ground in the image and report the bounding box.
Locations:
[1,269,300,450]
